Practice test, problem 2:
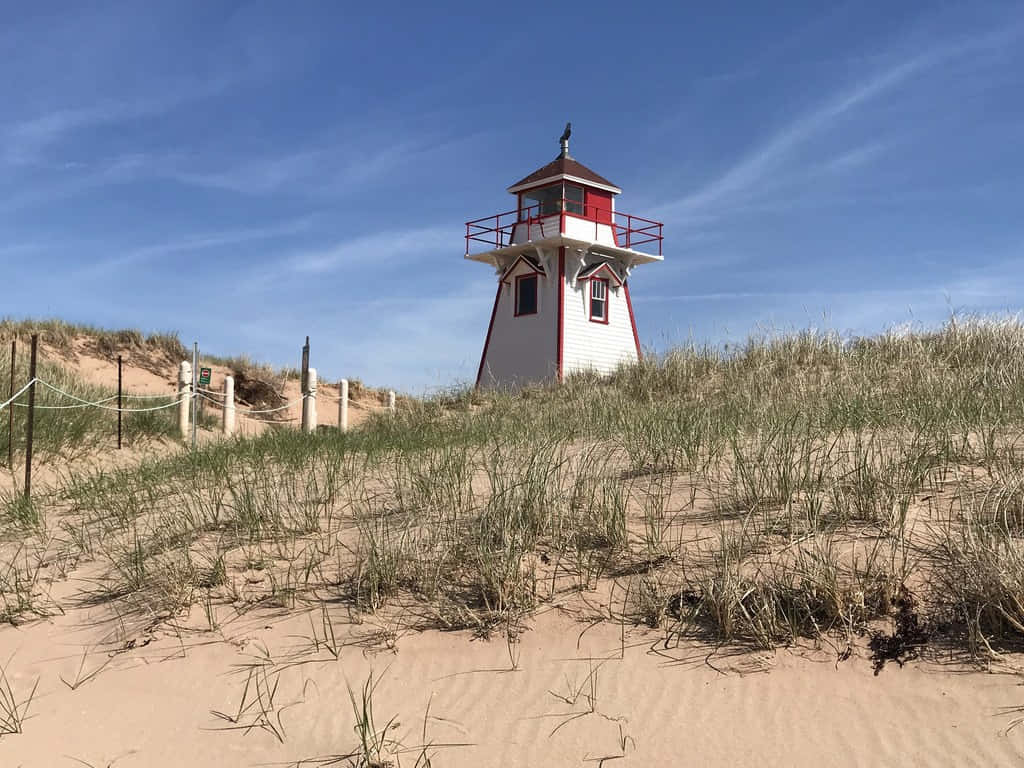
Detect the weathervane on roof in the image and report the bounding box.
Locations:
[559,122,572,158]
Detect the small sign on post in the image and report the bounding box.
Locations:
[197,367,212,427]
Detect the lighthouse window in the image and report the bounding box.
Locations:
[564,184,584,215]
[589,278,608,323]
[515,274,538,316]
[520,186,562,219]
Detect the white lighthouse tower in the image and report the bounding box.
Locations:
[466,125,663,389]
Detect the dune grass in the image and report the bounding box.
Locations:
[4,314,1024,664]
[0,317,186,362]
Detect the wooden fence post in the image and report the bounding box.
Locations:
[302,368,317,434]
[387,390,395,415]
[338,378,348,433]
[223,375,235,436]
[178,361,192,441]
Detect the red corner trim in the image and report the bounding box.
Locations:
[624,279,642,360]
[475,281,503,388]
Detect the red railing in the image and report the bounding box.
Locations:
[465,200,663,257]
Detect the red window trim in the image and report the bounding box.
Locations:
[589,278,609,324]
[514,273,539,317]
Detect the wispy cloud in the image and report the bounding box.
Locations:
[643,284,1017,304]
[77,218,313,275]
[330,280,494,392]
[653,25,1023,226]
[286,226,455,275]
[818,141,888,174]
[210,278,495,393]
[162,131,484,198]
[0,153,154,213]
[1,76,234,167]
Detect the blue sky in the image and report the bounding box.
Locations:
[3,2,1024,392]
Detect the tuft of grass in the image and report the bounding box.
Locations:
[0,658,38,737]
[346,669,400,768]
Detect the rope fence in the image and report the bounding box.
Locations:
[1,375,400,421]
[1,380,188,413]
[2,335,400,501]
[3,345,401,502]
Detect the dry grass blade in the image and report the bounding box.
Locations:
[60,646,114,691]
[208,662,305,744]
[0,657,38,737]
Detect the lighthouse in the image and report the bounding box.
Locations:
[466,126,663,390]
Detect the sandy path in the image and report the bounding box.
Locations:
[0,595,1021,767]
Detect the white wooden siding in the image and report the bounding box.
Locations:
[562,216,616,247]
[510,216,616,247]
[511,216,561,244]
[478,251,558,389]
[562,278,638,377]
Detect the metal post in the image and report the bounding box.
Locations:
[117,354,123,450]
[301,336,310,394]
[300,336,310,432]
[24,334,37,500]
[338,378,348,433]
[191,342,198,450]
[7,340,14,468]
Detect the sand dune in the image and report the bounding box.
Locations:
[4,327,1024,767]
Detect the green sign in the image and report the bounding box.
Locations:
[199,367,212,387]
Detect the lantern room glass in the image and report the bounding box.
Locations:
[519,183,584,220]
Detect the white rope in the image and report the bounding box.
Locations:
[28,380,186,412]
[14,399,184,412]
[35,379,117,406]
[13,395,119,410]
[239,413,298,424]
[95,397,187,413]
[75,397,182,413]
[0,378,39,411]
[9,377,309,417]
[238,395,306,415]
[350,400,396,411]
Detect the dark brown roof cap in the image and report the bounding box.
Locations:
[508,155,620,193]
